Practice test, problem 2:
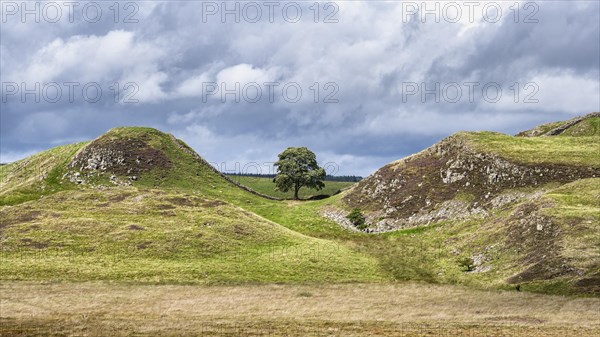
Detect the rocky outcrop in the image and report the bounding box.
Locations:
[61,128,283,200]
[65,136,171,185]
[343,133,599,231]
[320,206,361,232]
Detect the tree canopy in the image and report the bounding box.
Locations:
[273,147,326,200]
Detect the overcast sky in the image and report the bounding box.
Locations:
[1,1,599,176]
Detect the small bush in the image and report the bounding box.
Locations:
[458,257,475,272]
[347,208,367,230]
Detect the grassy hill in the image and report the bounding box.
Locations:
[465,131,599,166]
[1,115,599,296]
[343,132,599,228]
[516,112,600,137]
[0,142,88,205]
[0,187,382,283]
[350,178,599,295]
[0,127,382,284]
[341,113,600,295]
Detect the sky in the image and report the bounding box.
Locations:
[1,1,599,176]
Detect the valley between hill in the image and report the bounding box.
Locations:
[1,113,598,336]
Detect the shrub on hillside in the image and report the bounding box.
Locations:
[458,257,475,272]
[346,208,367,230]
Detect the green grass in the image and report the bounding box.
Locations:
[0,142,87,206]
[560,117,600,137]
[516,116,600,137]
[517,120,566,136]
[1,126,598,296]
[226,176,355,199]
[0,188,383,284]
[544,178,600,218]
[464,132,600,167]
[541,178,600,279]
[0,126,382,284]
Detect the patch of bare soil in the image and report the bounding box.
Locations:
[127,224,145,231]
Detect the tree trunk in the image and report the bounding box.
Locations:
[294,184,300,200]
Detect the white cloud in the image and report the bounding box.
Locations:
[216,64,275,87]
[174,73,212,98]
[10,30,169,102]
[526,73,600,114]
[1,1,598,176]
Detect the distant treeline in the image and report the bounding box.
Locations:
[226,173,363,182]
[325,175,363,182]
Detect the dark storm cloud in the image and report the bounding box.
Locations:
[1,1,599,176]
[424,1,600,83]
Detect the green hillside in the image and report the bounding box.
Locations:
[0,188,381,283]
[465,132,600,166]
[226,175,354,199]
[559,116,600,136]
[0,142,88,205]
[342,114,600,295]
[516,112,600,137]
[0,127,382,284]
[1,115,599,295]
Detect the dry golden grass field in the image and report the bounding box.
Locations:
[1,282,599,336]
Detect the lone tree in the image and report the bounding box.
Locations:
[273,147,326,200]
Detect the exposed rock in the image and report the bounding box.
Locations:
[343,133,599,232]
[63,134,172,187]
[69,137,171,177]
[489,190,545,209]
[320,206,361,232]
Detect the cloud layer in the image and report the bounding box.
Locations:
[1,1,599,175]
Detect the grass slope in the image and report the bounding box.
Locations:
[0,142,88,205]
[0,188,382,284]
[1,123,598,295]
[226,175,354,199]
[341,114,599,295]
[0,128,383,284]
[343,178,600,295]
[516,113,600,137]
[559,116,600,136]
[464,132,600,167]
